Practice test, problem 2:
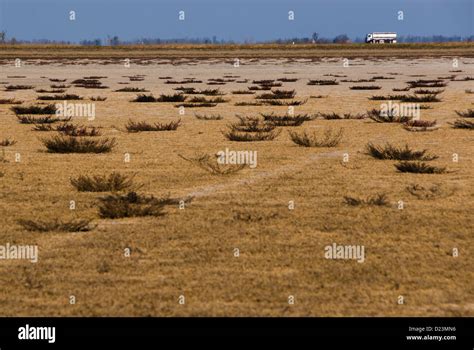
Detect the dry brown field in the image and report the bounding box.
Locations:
[0,45,473,316]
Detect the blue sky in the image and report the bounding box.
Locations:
[0,0,472,42]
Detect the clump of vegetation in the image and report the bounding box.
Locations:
[395,161,446,174]
[5,85,34,91]
[371,76,395,80]
[307,79,338,86]
[71,172,137,192]
[175,103,217,108]
[125,120,181,132]
[406,183,455,200]
[400,94,441,103]
[0,98,22,104]
[455,109,474,118]
[260,113,312,126]
[288,128,343,147]
[229,116,276,133]
[18,218,93,232]
[98,192,167,219]
[392,87,411,92]
[90,96,107,101]
[367,109,412,123]
[17,115,71,124]
[343,193,389,206]
[366,143,438,161]
[407,79,446,88]
[188,96,228,104]
[223,130,281,142]
[232,90,255,95]
[318,112,366,120]
[37,94,82,100]
[413,89,444,95]
[115,87,149,92]
[262,99,307,106]
[223,118,281,141]
[403,119,439,132]
[56,123,101,137]
[179,153,246,175]
[234,101,264,106]
[157,93,187,102]
[42,136,116,153]
[277,77,298,82]
[11,104,57,115]
[131,94,158,102]
[256,89,296,99]
[194,113,223,120]
[0,138,17,146]
[350,85,381,90]
[451,119,474,129]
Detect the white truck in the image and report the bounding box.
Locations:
[366,32,397,44]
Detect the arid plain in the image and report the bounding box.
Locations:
[0,45,473,316]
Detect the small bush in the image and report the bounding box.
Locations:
[71,172,137,192]
[344,193,389,206]
[403,119,439,132]
[179,153,246,175]
[157,93,187,102]
[367,109,412,123]
[261,113,312,126]
[232,90,255,95]
[5,85,34,91]
[17,115,71,124]
[188,96,227,104]
[455,109,474,118]
[256,89,296,99]
[406,183,455,199]
[56,123,101,137]
[115,87,148,92]
[18,218,93,232]
[350,85,381,90]
[98,192,167,219]
[0,138,17,146]
[407,80,446,88]
[125,119,181,132]
[194,114,223,120]
[0,98,22,104]
[451,119,474,129]
[11,104,56,115]
[395,161,446,174]
[307,79,338,86]
[37,94,83,100]
[90,96,107,101]
[366,143,438,161]
[223,129,281,142]
[42,136,116,153]
[288,128,343,147]
[414,89,444,95]
[131,94,158,102]
[263,99,307,106]
[175,103,217,108]
[229,116,276,133]
[318,112,366,120]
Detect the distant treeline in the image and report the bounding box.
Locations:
[1,33,473,45]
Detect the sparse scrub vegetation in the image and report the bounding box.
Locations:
[395,161,446,174]
[366,143,438,161]
[98,192,167,219]
[125,119,181,132]
[288,128,343,147]
[179,153,246,175]
[42,135,116,153]
[71,172,137,192]
[18,218,93,232]
[343,193,389,206]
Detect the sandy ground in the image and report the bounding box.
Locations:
[0,55,473,316]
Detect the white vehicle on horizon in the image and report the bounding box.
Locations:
[366,32,397,44]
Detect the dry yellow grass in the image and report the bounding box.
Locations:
[0,50,473,316]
